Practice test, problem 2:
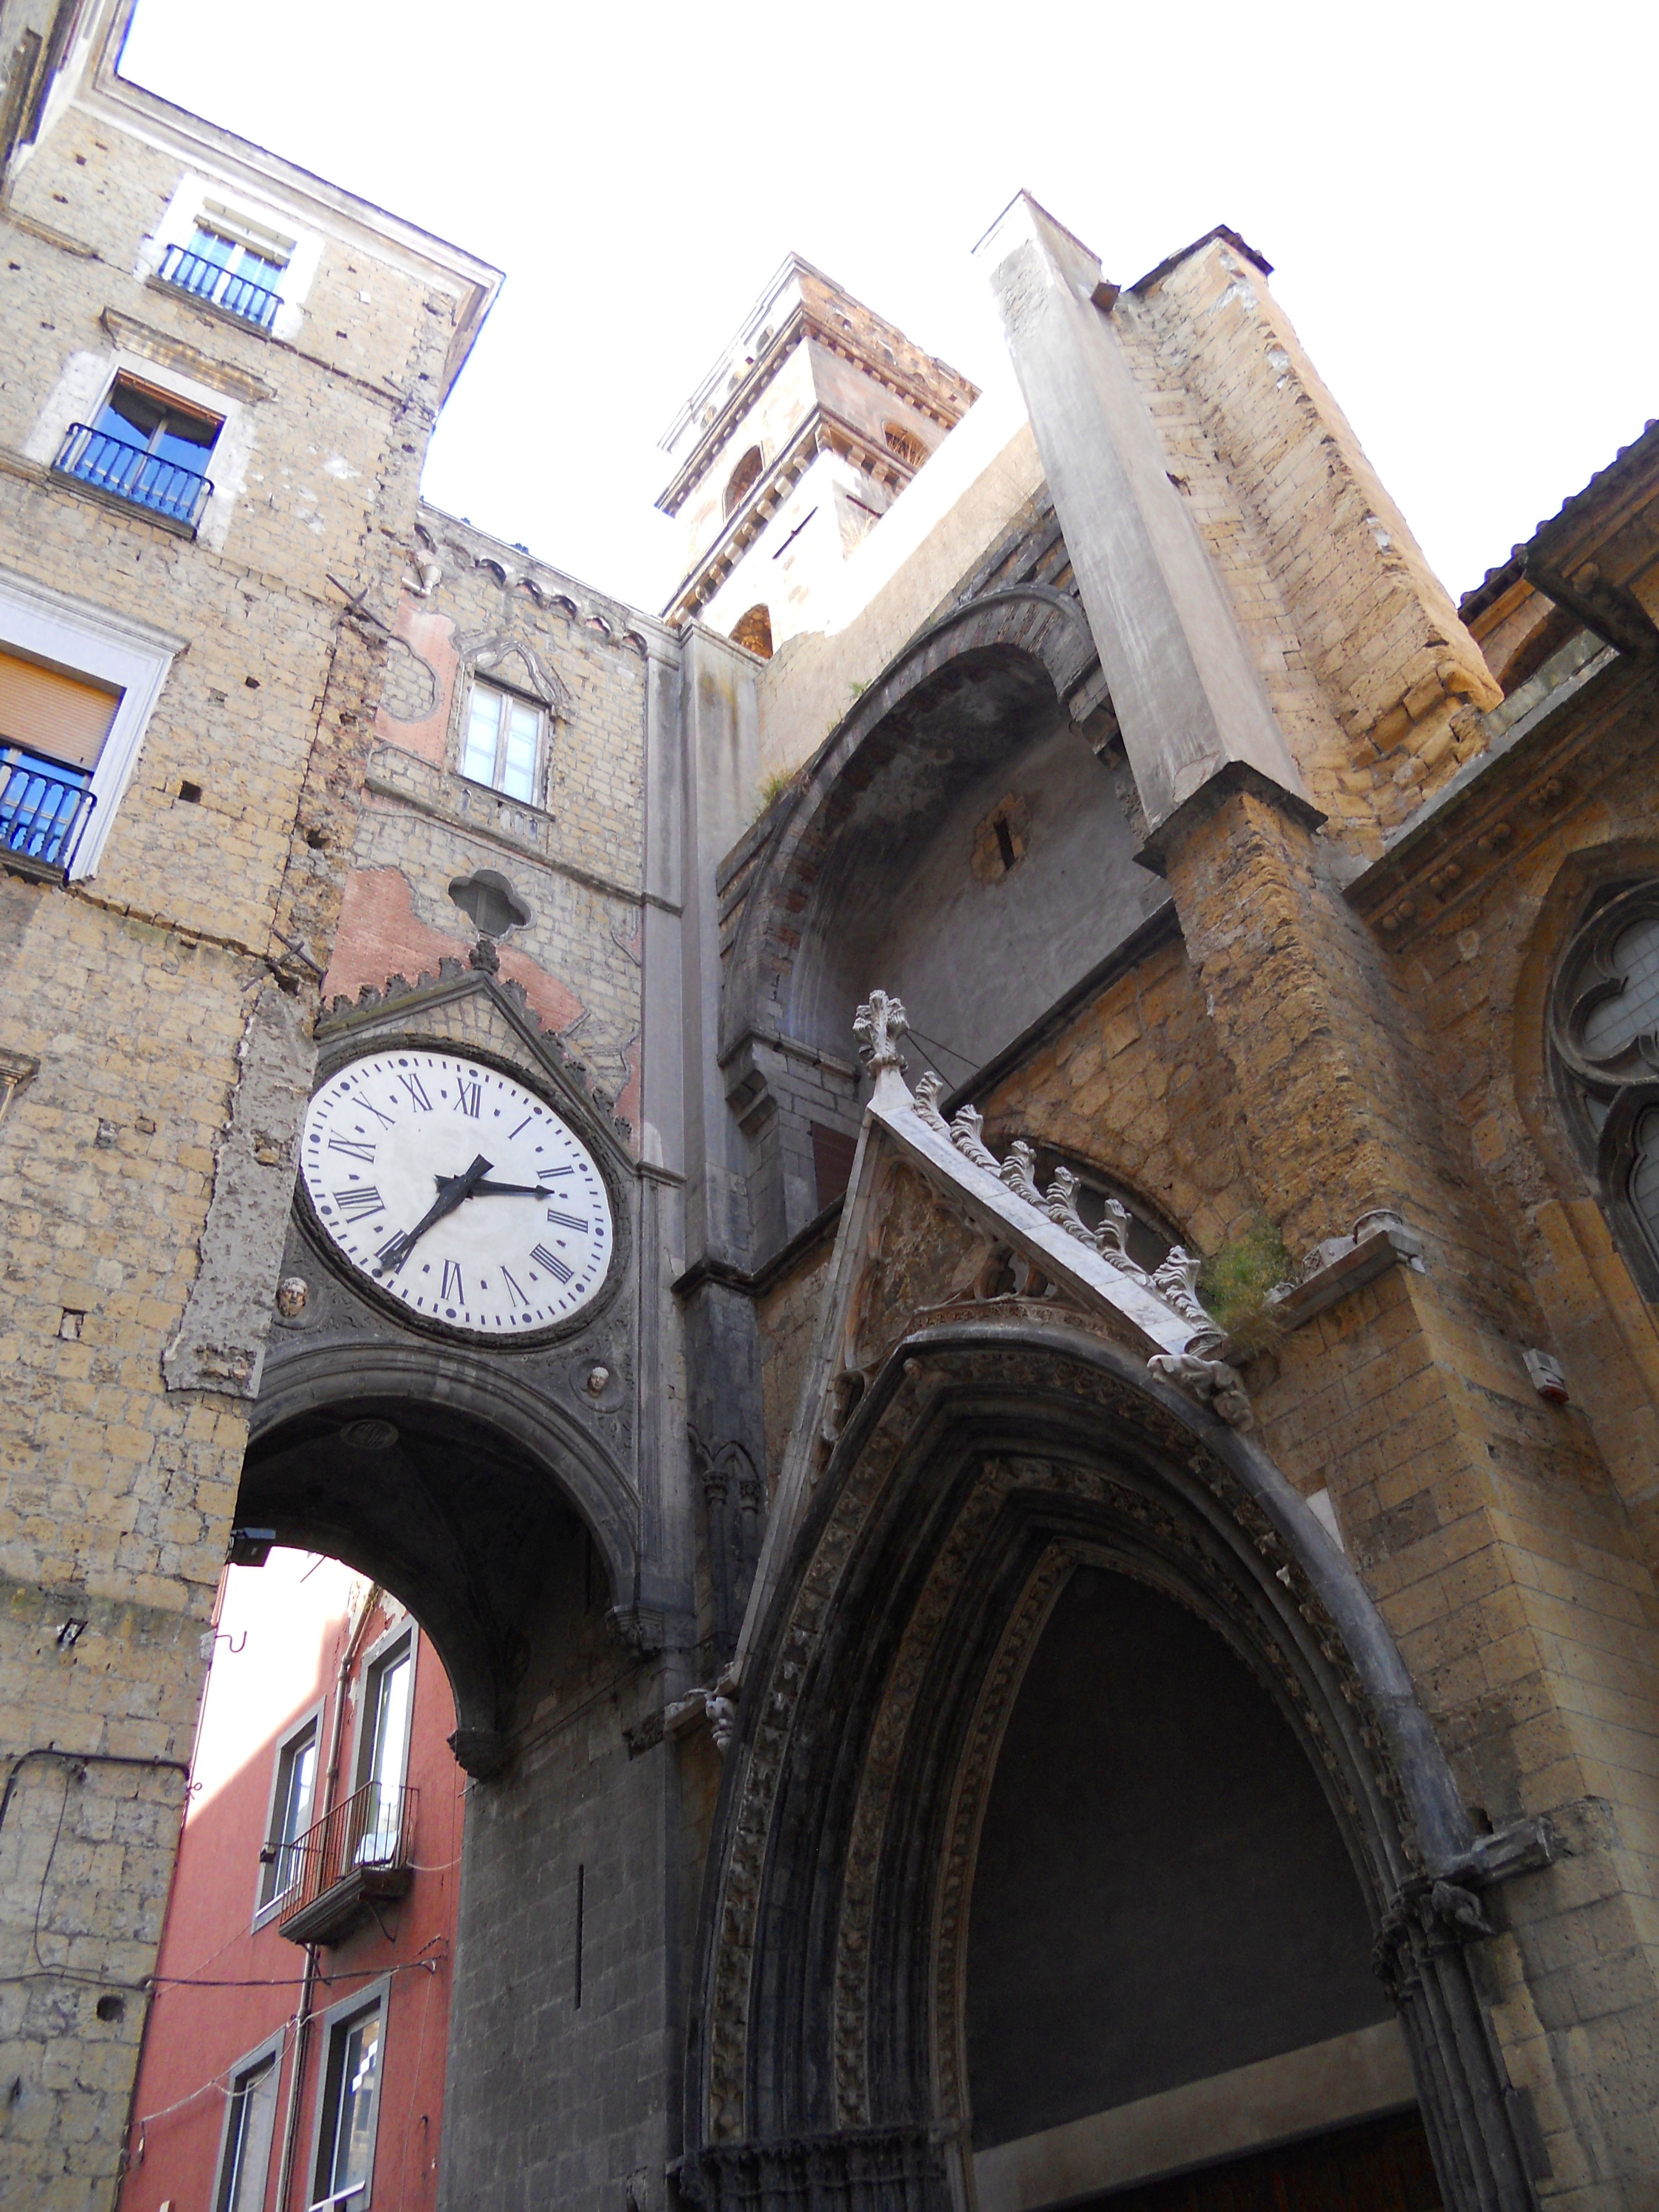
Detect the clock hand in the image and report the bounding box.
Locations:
[378,1154,493,1273]
[434,1176,544,1199]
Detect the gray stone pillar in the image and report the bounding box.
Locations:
[975,192,1307,832]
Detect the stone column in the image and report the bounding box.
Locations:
[974,192,1307,831]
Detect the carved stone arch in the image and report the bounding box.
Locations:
[719,584,1101,1069]
[245,1341,641,1776]
[684,1321,1542,2212]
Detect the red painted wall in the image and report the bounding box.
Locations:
[118,1554,462,2212]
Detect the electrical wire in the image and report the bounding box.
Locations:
[1,1958,441,1994]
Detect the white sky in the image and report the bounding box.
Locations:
[119,0,1655,618]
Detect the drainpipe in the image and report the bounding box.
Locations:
[271,1585,383,2211]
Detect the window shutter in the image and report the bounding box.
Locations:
[0,651,121,769]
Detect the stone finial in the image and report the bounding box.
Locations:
[853,990,909,1079]
[469,935,500,974]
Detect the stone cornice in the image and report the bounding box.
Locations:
[1346,646,1651,951]
[662,404,935,625]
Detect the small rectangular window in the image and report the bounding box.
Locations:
[461,680,543,804]
[216,2048,280,2212]
[312,2000,382,2210]
[260,1717,319,1910]
[53,374,221,531]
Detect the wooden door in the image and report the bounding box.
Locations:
[1074,2109,1443,2212]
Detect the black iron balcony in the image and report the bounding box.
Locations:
[156,242,282,330]
[54,424,214,530]
[276,1780,418,1946]
[1,753,96,876]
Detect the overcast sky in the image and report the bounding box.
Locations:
[120,0,1653,619]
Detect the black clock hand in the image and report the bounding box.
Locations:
[378,1154,493,1272]
[435,1176,544,1199]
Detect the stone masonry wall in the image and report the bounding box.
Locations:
[0,79,473,2208]
[1112,236,1500,844]
[967,773,1659,2204]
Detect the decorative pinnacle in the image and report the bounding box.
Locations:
[854,990,910,1078]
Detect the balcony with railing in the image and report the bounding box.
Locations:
[156,241,283,330]
[1,752,96,878]
[54,424,215,531]
[275,1780,418,1946]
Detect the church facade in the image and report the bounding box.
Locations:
[3,7,1659,2211]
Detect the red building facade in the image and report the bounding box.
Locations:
[118,1553,462,2212]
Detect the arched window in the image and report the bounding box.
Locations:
[1552,881,1659,1292]
[729,604,773,659]
[883,421,927,471]
[723,446,763,519]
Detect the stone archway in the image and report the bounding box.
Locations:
[681,1322,1542,2212]
[722,585,1107,1073]
[244,1343,640,1775]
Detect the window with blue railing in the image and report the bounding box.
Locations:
[54,375,220,531]
[157,213,290,331]
[0,650,117,874]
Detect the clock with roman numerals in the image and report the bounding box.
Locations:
[299,1048,614,1339]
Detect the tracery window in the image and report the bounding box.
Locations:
[1552,881,1659,1291]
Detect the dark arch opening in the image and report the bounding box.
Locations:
[723,445,763,518]
[240,1379,629,1775]
[967,1564,1392,2153]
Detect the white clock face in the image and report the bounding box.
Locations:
[300,1049,614,1337]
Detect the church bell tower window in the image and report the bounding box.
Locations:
[723,445,763,518]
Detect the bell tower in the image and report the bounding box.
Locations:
[656,254,977,653]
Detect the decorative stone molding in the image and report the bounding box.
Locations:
[1345,637,1625,955]
[317,958,634,1153]
[687,1317,1536,2206]
[1266,1209,1426,1330]
[731,997,1247,1745]
[0,1046,39,1120]
[1146,1348,1253,1429]
[678,2121,951,2211]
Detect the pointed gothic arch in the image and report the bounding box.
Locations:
[682,1321,1545,2212]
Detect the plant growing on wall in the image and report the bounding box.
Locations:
[1196,1217,1294,1358]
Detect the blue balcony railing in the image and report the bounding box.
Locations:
[1,753,97,874]
[54,424,213,530]
[157,242,282,330]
